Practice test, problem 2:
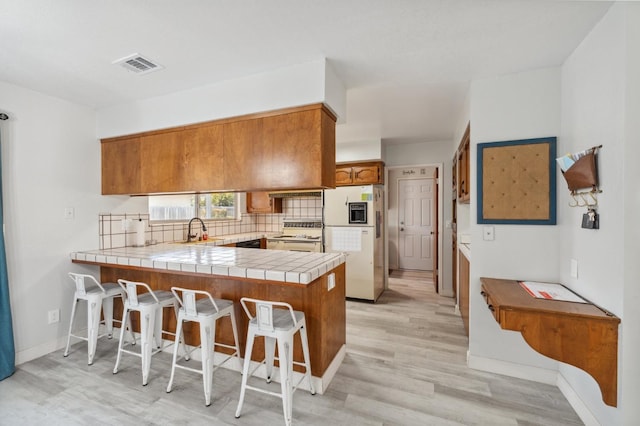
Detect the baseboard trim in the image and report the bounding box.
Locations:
[468,354,600,425]
[16,336,68,366]
[467,353,557,384]
[557,373,600,426]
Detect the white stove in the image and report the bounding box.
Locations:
[266,219,323,252]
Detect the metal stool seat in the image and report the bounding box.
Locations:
[235,298,315,426]
[64,272,133,365]
[112,279,184,386]
[166,287,241,406]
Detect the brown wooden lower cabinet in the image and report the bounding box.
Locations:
[96,263,346,378]
[480,277,620,407]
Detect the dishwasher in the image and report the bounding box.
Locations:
[235,239,261,249]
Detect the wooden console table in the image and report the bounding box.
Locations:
[480,277,620,407]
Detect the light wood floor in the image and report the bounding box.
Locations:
[0,271,583,425]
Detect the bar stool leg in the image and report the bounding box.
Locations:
[174,301,188,359]
[235,328,256,419]
[153,305,163,349]
[228,310,243,371]
[86,297,102,365]
[63,296,79,358]
[264,336,276,383]
[299,322,315,394]
[140,307,156,386]
[201,319,214,406]
[277,338,293,426]
[166,312,184,394]
[113,307,130,374]
[102,296,115,338]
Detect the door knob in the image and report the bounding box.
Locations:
[400,227,404,231]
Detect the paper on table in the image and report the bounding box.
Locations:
[331,227,361,251]
[519,281,588,303]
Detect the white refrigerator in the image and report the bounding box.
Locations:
[324,185,385,301]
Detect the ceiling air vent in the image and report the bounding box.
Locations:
[113,53,163,75]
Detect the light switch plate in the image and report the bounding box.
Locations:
[570,259,578,278]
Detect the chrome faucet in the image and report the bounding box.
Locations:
[187,217,207,242]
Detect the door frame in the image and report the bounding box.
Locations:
[384,163,443,293]
[396,177,435,272]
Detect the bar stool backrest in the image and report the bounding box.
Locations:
[68,272,105,297]
[170,287,221,316]
[240,298,298,333]
[117,279,158,308]
[183,291,197,316]
[256,303,274,332]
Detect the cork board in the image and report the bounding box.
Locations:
[477,137,556,225]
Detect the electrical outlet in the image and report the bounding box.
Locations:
[483,226,495,241]
[327,273,336,291]
[48,309,60,324]
[64,207,74,220]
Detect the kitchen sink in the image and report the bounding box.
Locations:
[170,238,221,245]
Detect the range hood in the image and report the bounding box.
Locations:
[268,190,323,198]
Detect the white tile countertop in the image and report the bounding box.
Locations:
[71,242,346,285]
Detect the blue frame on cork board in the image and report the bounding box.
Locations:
[477,137,557,225]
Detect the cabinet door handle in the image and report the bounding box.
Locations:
[487,304,495,312]
[480,291,486,297]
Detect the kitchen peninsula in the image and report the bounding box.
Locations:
[71,243,347,393]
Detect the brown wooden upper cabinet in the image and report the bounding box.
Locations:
[100,103,336,195]
[140,126,223,193]
[101,136,141,195]
[335,161,384,186]
[246,192,283,214]
[456,123,470,203]
[223,118,264,191]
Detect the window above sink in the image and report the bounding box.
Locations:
[149,193,240,223]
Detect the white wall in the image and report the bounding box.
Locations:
[336,140,382,162]
[384,140,453,296]
[0,81,146,364]
[467,68,562,374]
[463,6,640,423]
[622,5,640,425]
[559,3,638,424]
[96,59,343,138]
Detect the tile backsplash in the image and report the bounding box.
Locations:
[283,196,322,219]
[99,196,323,249]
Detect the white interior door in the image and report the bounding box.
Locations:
[398,178,434,270]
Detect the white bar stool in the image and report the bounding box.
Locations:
[64,272,133,365]
[113,279,184,386]
[166,287,242,406]
[235,298,315,426]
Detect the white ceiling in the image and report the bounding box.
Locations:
[0,0,612,144]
